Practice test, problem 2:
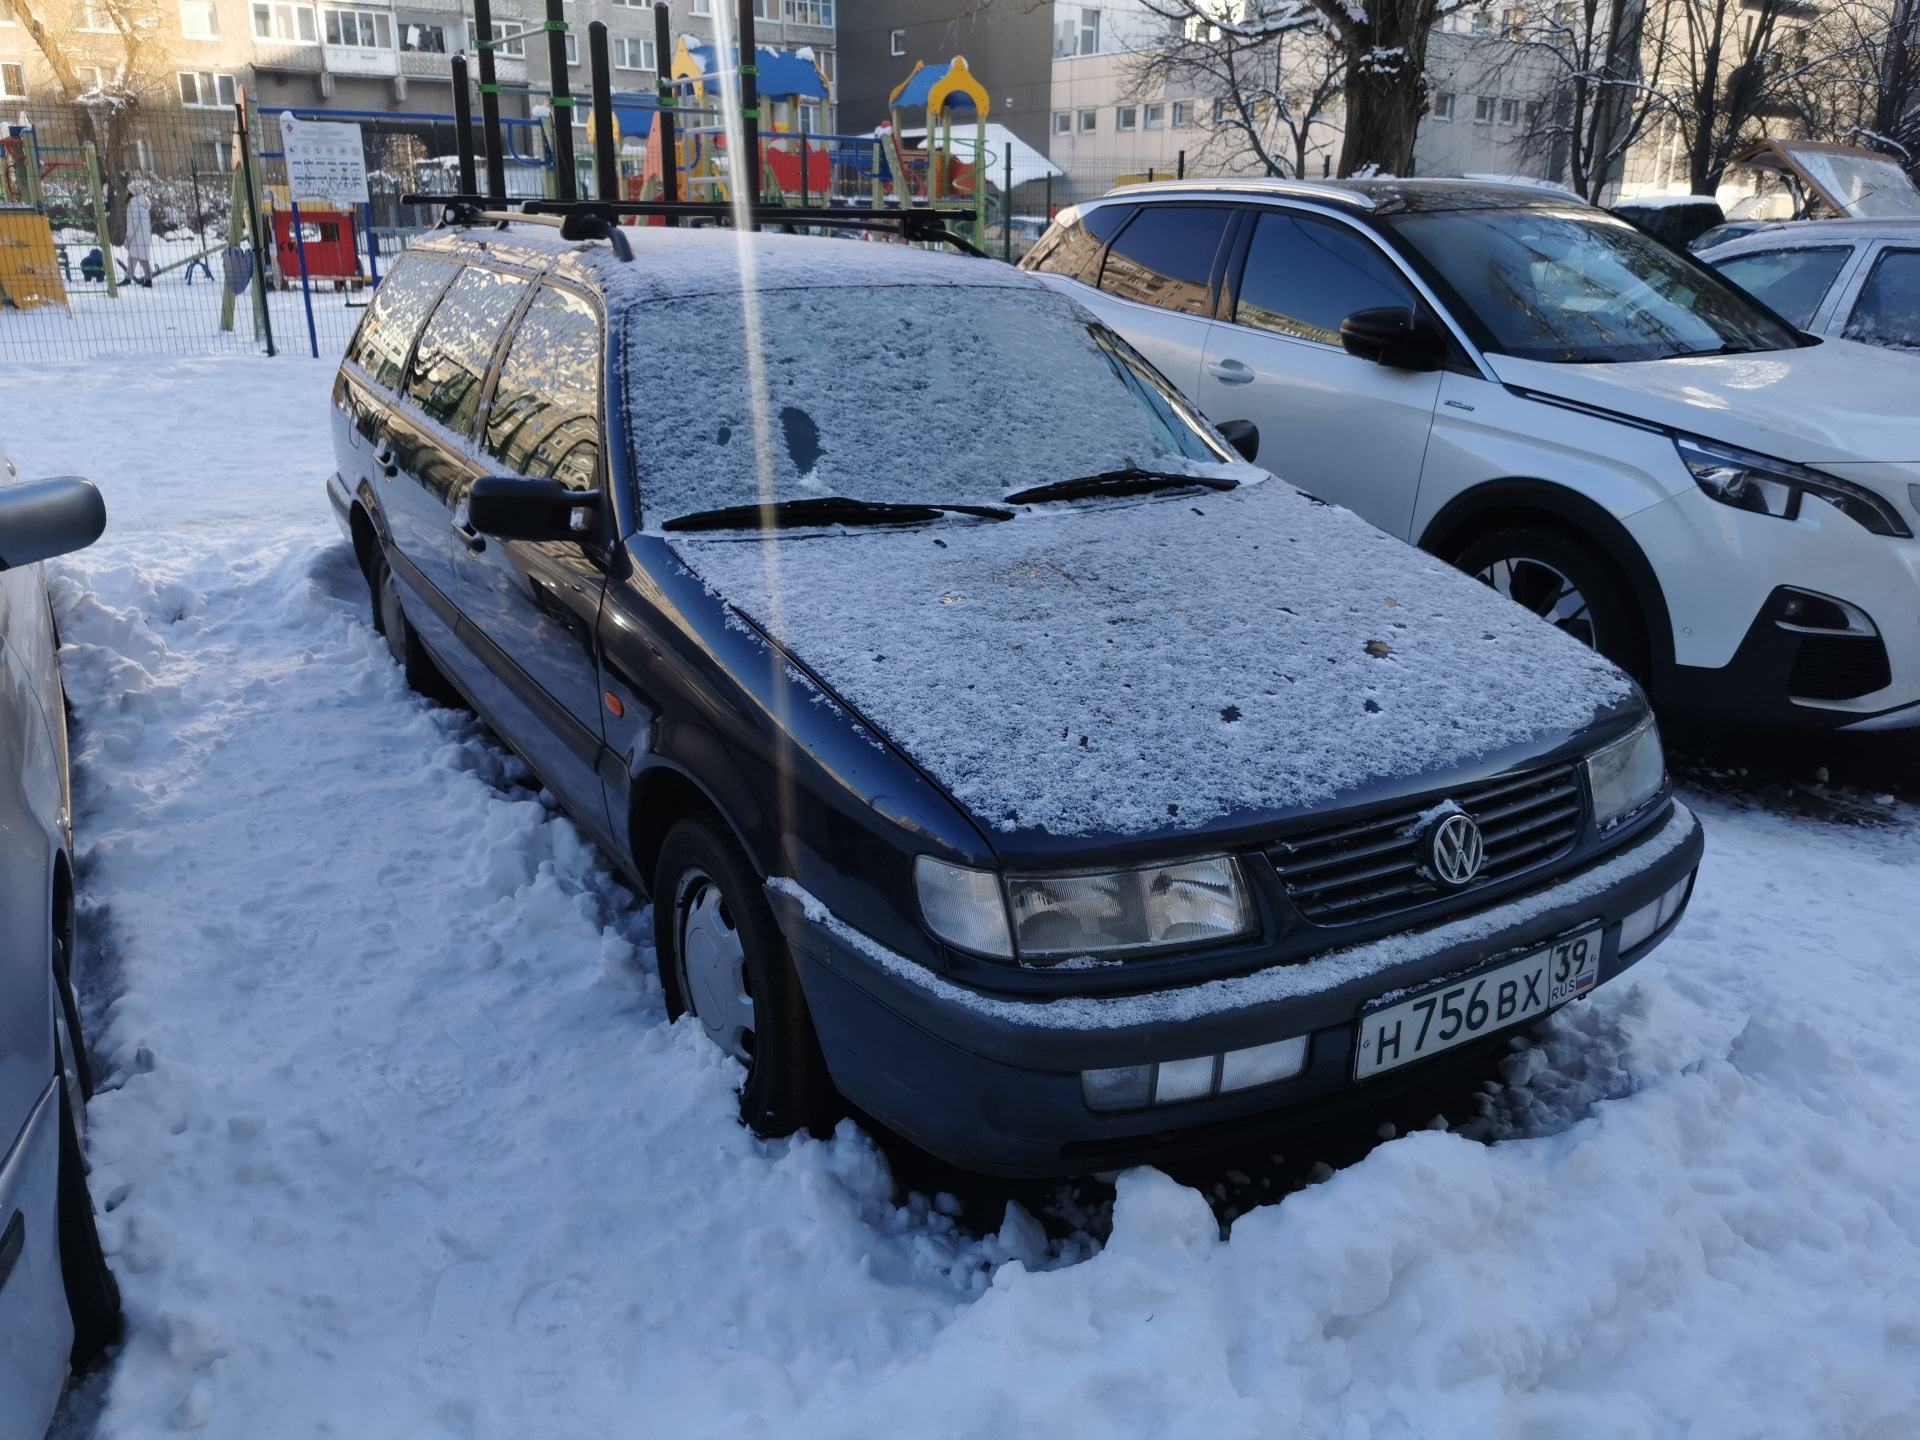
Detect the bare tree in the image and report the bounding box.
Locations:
[1777,0,1920,171]
[1133,0,1470,176]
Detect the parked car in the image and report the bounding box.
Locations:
[1697,219,1920,351]
[328,218,1699,1175]
[1024,178,1920,733]
[0,451,119,1439]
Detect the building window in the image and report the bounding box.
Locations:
[1524,100,1541,127]
[889,27,904,55]
[0,62,24,99]
[1078,7,1099,54]
[253,2,318,42]
[75,64,104,90]
[179,0,219,37]
[565,31,578,65]
[1431,91,1454,121]
[1077,108,1096,132]
[1502,6,1525,36]
[131,137,153,168]
[690,0,709,15]
[613,35,653,69]
[1052,110,1070,135]
[178,70,237,106]
[399,21,445,51]
[783,0,830,24]
[77,1,115,29]
[1143,102,1164,129]
[469,17,522,54]
[0,0,15,24]
[1171,99,1191,128]
[1499,96,1519,124]
[1474,94,1495,122]
[814,47,832,84]
[1212,96,1228,123]
[1116,105,1136,131]
[325,7,392,46]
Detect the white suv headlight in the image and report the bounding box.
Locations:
[1585,717,1666,830]
[914,854,1256,963]
[1675,435,1911,537]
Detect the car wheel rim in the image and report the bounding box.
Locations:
[1476,556,1596,649]
[677,872,755,1065]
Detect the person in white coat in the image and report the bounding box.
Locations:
[125,178,154,288]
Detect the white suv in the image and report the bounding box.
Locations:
[1023,178,1920,732]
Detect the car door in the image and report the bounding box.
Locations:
[0,567,56,1173]
[337,253,459,511]
[1705,244,1860,331]
[1839,245,1920,351]
[452,281,616,842]
[1197,206,1442,537]
[1077,202,1239,397]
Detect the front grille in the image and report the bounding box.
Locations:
[1788,634,1891,701]
[1267,763,1583,927]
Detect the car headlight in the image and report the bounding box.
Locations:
[1675,435,1911,538]
[1584,717,1666,830]
[914,854,1256,962]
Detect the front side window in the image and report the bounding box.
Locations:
[625,286,1229,523]
[1383,206,1803,363]
[348,255,458,388]
[405,267,530,434]
[1844,248,1920,349]
[1099,203,1234,316]
[1233,208,1416,345]
[1709,246,1852,329]
[485,286,602,489]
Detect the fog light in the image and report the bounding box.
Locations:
[1220,1035,1309,1092]
[1081,1064,1151,1112]
[1155,1055,1215,1104]
[1619,870,1695,953]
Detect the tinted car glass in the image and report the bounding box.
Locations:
[1384,207,1801,362]
[1024,203,1135,284]
[484,285,602,488]
[346,255,457,389]
[1098,205,1233,314]
[627,285,1232,523]
[1234,209,1416,344]
[1709,246,1852,328]
[405,266,529,434]
[1844,248,1920,349]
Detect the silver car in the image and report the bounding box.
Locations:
[0,451,118,1439]
[1697,218,1920,351]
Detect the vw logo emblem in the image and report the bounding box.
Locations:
[1426,810,1485,887]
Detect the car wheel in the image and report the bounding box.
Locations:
[654,814,837,1137]
[368,548,459,705]
[1453,525,1648,679]
[56,1048,122,1371]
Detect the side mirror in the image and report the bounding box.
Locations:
[1217,419,1259,463]
[1339,307,1447,371]
[464,476,600,542]
[0,476,107,570]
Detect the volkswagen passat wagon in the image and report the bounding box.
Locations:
[1026,179,1920,733]
[327,217,1700,1174]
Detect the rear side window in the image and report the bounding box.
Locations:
[405,267,529,435]
[484,285,602,489]
[1844,248,1920,350]
[1021,203,1134,284]
[1233,209,1415,345]
[1098,205,1234,315]
[1711,246,1852,328]
[346,255,457,389]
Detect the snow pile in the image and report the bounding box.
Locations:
[10,357,1920,1440]
[672,479,1633,836]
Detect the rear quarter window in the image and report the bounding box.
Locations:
[345,255,459,389]
[1019,204,1135,285]
[1709,246,1853,329]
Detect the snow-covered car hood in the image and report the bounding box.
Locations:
[666,478,1636,840]
[1485,342,1920,464]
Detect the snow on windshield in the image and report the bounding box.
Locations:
[623,285,1229,524]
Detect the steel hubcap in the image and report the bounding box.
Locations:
[1476,557,1596,648]
[678,874,755,1064]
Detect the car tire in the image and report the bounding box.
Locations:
[56,1051,122,1372]
[654,814,837,1138]
[1453,525,1648,679]
[367,547,459,705]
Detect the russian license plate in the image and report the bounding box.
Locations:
[1353,927,1602,1080]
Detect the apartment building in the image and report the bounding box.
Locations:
[836,0,1050,152]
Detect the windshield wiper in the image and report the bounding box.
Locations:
[1004,467,1239,505]
[663,496,1014,532]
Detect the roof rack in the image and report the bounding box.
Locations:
[403,0,991,262]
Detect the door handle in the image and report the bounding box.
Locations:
[372,439,398,479]
[1206,358,1255,384]
[451,515,486,553]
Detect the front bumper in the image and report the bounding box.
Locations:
[770,800,1703,1176]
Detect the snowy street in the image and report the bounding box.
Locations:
[9,356,1920,1438]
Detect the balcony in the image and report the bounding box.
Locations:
[323,43,400,77]
[253,41,326,73]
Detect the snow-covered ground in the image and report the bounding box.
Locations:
[7,356,1920,1438]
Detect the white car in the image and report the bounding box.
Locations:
[1022,178,1920,732]
[1697,218,1920,351]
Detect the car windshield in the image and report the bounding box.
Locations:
[1382,206,1804,363]
[625,285,1233,525]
